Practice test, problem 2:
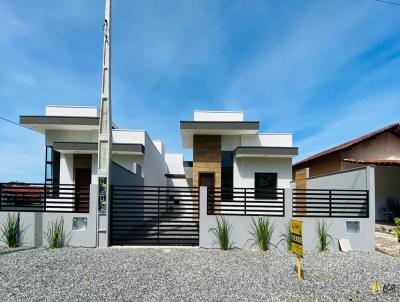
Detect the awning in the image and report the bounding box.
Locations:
[234,146,298,158]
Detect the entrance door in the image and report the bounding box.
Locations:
[199,172,216,213]
[74,168,91,212]
[199,172,215,189]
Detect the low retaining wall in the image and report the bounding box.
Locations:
[199,182,375,251]
[0,184,98,248]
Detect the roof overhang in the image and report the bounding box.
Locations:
[53,142,145,155]
[180,121,259,148]
[20,116,100,134]
[234,146,298,158]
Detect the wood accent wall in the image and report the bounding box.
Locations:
[193,135,221,188]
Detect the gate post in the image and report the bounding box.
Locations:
[157,187,160,245]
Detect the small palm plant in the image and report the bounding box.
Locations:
[0,213,21,248]
[45,217,66,249]
[316,219,332,252]
[394,217,400,243]
[249,217,274,251]
[209,216,233,250]
[280,221,293,252]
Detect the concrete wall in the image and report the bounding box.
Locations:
[0,185,98,248]
[143,134,167,186]
[199,180,375,251]
[234,157,292,189]
[111,162,144,187]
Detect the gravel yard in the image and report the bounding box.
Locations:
[0,247,399,302]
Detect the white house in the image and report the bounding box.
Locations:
[20,105,179,192]
[180,110,298,191]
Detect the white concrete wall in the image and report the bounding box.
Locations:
[45,105,99,117]
[375,166,400,220]
[194,111,243,122]
[199,187,375,251]
[112,154,144,175]
[112,130,145,145]
[143,134,167,187]
[45,129,98,145]
[60,153,74,184]
[234,157,292,189]
[0,185,98,248]
[241,134,292,147]
[221,135,241,151]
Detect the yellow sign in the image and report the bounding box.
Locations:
[370,280,382,296]
[291,220,303,257]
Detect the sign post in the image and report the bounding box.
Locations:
[291,219,303,281]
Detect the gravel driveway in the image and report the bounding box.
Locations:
[0,247,399,301]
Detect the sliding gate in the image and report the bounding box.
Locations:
[110,186,199,246]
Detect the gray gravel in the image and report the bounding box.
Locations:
[0,247,399,301]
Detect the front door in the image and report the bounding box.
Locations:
[75,168,91,212]
[199,172,216,213]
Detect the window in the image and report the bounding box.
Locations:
[45,146,60,196]
[221,151,234,200]
[254,173,277,199]
[346,221,360,234]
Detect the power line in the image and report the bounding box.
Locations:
[0,115,35,131]
[371,0,400,6]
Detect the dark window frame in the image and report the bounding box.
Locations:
[254,172,278,199]
[45,146,61,197]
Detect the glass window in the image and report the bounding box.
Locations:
[254,173,277,199]
[346,221,360,234]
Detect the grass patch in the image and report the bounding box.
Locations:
[0,213,21,248]
[395,217,400,242]
[316,219,332,252]
[280,221,293,252]
[44,216,66,249]
[209,216,233,250]
[249,217,274,251]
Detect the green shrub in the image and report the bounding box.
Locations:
[249,217,274,251]
[394,217,400,241]
[280,221,293,252]
[316,219,332,252]
[0,213,21,248]
[209,216,233,250]
[45,217,65,249]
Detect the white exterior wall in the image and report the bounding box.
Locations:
[165,153,190,188]
[45,105,99,117]
[143,134,167,187]
[234,157,292,189]
[60,153,74,184]
[194,111,243,122]
[45,130,98,145]
[241,134,292,147]
[221,135,241,151]
[112,129,145,145]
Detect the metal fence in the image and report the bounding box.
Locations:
[0,183,90,213]
[207,187,285,216]
[292,189,369,218]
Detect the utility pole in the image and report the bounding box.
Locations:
[97,0,112,247]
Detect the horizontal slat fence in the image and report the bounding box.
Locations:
[207,187,285,216]
[110,186,199,246]
[292,189,369,217]
[0,183,89,213]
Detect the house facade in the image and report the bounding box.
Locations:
[20,105,188,191]
[293,123,400,221]
[181,111,298,191]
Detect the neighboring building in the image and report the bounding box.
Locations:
[180,111,298,191]
[20,105,182,190]
[293,123,400,221]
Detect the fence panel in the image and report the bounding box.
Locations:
[0,183,89,213]
[292,189,369,217]
[207,187,285,216]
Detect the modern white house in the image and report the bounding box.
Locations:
[20,105,176,190]
[180,110,298,191]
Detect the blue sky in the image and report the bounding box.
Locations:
[0,0,399,182]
